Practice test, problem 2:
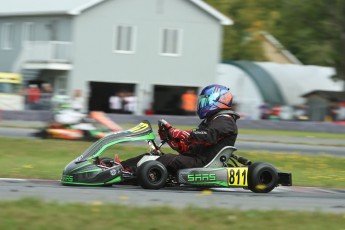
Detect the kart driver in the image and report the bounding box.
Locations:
[119,84,240,176]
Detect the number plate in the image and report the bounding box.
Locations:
[227,168,248,186]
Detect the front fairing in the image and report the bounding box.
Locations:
[74,120,155,162]
[61,160,123,185]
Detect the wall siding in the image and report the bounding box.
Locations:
[71,0,224,113]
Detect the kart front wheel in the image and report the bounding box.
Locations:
[38,129,50,139]
[248,162,278,193]
[137,161,168,189]
[83,131,94,141]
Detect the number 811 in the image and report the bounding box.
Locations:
[228,168,248,186]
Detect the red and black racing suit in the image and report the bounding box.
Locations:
[121,110,239,175]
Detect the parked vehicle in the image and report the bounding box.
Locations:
[0,72,24,110]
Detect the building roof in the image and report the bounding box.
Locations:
[0,0,232,25]
[189,0,232,25]
[0,0,101,16]
[260,31,302,65]
[221,61,344,106]
[301,90,345,102]
[224,60,286,105]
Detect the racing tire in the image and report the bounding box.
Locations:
[248,162,278,193]
[38,129,50,139]
[83,131,94,142]
[137,161,168,190]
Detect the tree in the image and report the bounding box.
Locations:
[206,0,345,88]
[205,0,277,61]
[271,0,345,88]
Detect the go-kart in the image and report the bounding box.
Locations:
[61,120,292,193]
[37,111,122,141]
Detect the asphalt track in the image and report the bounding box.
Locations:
[0,178,344,214]
[0,127,344,213]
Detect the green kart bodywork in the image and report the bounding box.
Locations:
[61,121,155,186]
[61,120,292,193]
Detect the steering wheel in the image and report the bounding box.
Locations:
[158,119,171,141]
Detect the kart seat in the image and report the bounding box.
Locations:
[204,146,237,168]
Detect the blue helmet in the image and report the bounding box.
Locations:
[197,84,233,119]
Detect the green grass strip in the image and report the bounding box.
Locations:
[0,198,344,230]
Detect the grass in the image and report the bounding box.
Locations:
[0,137,344,229]
[0,137,344,188]
[239,151,345,188]
[0,198,344,230]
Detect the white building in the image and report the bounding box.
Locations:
[217,61,344,119]
[0,0,232,113]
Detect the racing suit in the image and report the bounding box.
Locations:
[121,110,239,175]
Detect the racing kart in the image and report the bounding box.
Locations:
[61,120,292,193]
[37,111,122,141]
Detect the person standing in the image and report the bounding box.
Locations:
[109,92,123,113]
[71,89,84,112]
[26,84,41,110]
[40,83,54,110]
[337,102,345,121]
[180,89,198,115]
[123,92,137,114]
[259,101,271,120]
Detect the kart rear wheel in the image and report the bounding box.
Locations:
[248,162,278,193]
[137,161,168,189]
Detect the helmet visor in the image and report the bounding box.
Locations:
[197,95,209,110]
[197,93,220,109]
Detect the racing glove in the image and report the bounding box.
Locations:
[167,139,190,154]
[158,120,172,140]
[158,127,167,140]
[168,128,191,141]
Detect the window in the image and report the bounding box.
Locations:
[1,23,14,50]
[22,22,35,43]
[113,25,136,53]
[160,28,182,56]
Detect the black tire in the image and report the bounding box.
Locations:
[137,161,168,189]
[38,129,49,139]
[83,131,94,141]
[248,162,278,193]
